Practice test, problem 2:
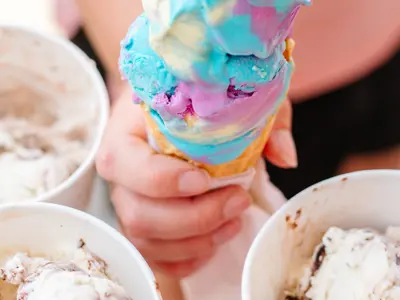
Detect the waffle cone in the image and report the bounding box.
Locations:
[142,107,276,178]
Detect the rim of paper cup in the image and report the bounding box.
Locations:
[0,202,159,298]
[242,169,400,299]
[0,24,110,203]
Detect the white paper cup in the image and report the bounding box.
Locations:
[0,202,161,299]
[0,24,109,210]
[242,170,400,300]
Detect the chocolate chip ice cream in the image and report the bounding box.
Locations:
[0,241,131,300]
[285,227,400,300]
[0,87,91,202]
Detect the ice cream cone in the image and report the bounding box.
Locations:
[142,106,276,178]
[140,38,294,179]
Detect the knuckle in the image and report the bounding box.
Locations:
[111,190,151,238]
[191,186,246,235]
[128,239,149,257]
[190,239,215,257]
[95,149,114,180]
[144,171,174,198]
[125,211,151,238]
[229,185,248,199]
[193,203,221,235]
[146,165,166,187]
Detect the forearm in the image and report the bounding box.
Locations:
[75,0,143,80]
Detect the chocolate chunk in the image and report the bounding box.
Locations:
[0,146,9,155]
[65,126,87,142]
[312,244,326,275]
[17,134,52,153]
[77,239,86,249]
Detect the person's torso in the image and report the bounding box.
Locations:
[290,0,400,101]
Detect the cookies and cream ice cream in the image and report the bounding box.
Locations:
[0,87,90,203]
[0,241,131,300]
[285,227,400,300]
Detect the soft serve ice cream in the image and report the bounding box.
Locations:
[0,241,131,300]
[285,227,400,300]
[119,0,311,167]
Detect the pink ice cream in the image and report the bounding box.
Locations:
[120,0,310,164]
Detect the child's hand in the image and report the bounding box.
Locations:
[263,98,298,168]
[96,87,252,278]
[96,86,296,278]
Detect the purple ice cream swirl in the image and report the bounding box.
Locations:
[152,61,291,144]
[120,8,300,164]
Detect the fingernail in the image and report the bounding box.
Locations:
[274,130,298,168]
[179,170,210,194]
[213,220,241,245]
[223,195,250,219]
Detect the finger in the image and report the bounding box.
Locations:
[264,99,298,168]
[273,97,292,131]
[152,255,214,279]
[96,92,211,197]
[110,85,147,138]
[134,218,242,262]
[113,185,250,240]
[265,130,297,168]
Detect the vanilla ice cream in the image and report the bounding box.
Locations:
[286,227,400,300]
[0,87,92,203]
[0,240,131,300]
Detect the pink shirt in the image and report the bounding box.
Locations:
[290,0,400,101]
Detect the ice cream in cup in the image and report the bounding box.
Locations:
[0,24,109,209]
[242,169,400,300]
[0,202,161,299]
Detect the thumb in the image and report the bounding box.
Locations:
[263,99,298,168]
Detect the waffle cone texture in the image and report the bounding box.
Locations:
[140,38,294,178]
[143,108,276,178]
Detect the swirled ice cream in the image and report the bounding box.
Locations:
[285,227,400,300]
[0,241,131,300]
[120,0,310,166]
[143,0,310,80]
[0,87,91,202]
